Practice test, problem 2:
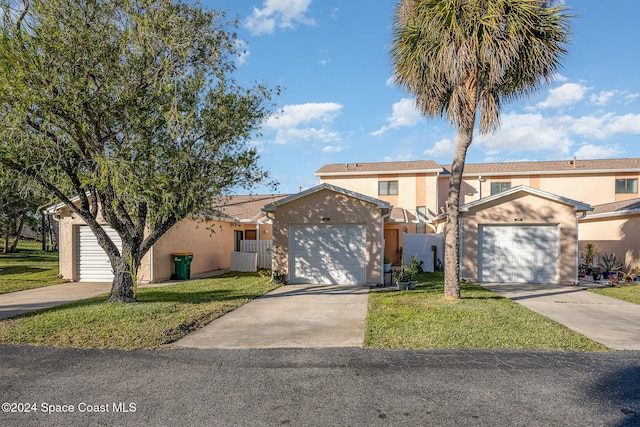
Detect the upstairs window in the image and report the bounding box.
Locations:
[378,181,398,196]
[490,182,511,195]
[615,178,638,194]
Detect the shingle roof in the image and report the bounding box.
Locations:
[213,194,289,221]
[315,158,640,177]
[587,198,640,216]
[447,158,640,175]
[316,160,442,175]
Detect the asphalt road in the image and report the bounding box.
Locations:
[1,345,639,426]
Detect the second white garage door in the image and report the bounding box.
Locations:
[479,225,558,283]
[290,225,366,285]
[76,226,122,282]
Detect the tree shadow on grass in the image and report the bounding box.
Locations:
[0,266,49,276]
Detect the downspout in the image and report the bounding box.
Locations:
[459,216,464,282]
[381,209,392,286]
[150,245,154,283]
[478,175,482,200]
[576,211,587,284]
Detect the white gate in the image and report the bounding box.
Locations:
[230,240,273,272]
[402,233,444,272]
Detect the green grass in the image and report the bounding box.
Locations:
[365,272,608,351]
[0,241,66,294]
[589,283,640,304]
[0,272,279,349]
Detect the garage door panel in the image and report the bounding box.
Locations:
[290,225,365,285]
[76,226,122,282]
[480,225,558,284]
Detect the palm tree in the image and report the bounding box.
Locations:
[391,0,571,299]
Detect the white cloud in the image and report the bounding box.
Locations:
[385,76,395,87]
[573,143,623,159]
[322,144,344,153]
[569,113,640,139]
[476,112,574,157]
[424,138,454,157]
[589,90,616,106]
[244,0,315,36]
[265,102,343,144]
[371,98,422,136]
[536,83,588,109]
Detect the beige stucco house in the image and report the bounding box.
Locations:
[262,184,391,286]
[51,157,639,286]
[48,194,286,283]
[316,157,640,284]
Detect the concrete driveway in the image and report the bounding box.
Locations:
[482,283,640,350]
[174,284,370,349]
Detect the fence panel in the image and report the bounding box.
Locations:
[230,251,258,272]
[240,240,273,269]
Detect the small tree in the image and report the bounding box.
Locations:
[0,0,278,301]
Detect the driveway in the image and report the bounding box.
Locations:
[173,284,370,349]
[482,283,640,350]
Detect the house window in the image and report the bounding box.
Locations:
[379,181,398,195]
[615,178,638,194]
[490,182,511,195]
[416,206,427,234]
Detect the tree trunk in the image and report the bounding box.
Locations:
[108,255,138,303]
[444,124,475,300]
[9,217,24,253]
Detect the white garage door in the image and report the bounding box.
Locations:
[290,225,366,285]
[480,225,558,283]
[76,226,122,282]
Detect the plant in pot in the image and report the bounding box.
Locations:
[599,252,623,286]
[384,256,392,273]
[582,242,598,275]
[406,256,422,290]
[394,269,411,290]
[591,266,602,281]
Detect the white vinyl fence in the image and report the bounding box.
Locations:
[230,240,273,272]
[402,233,444,272]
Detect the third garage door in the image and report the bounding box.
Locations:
[480,225,558,283]
[290,225,365,285]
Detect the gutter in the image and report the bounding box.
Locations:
[380,209,392,286]
[575,211,588,284]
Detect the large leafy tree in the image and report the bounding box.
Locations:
[0,0,277,302]
[0,166,49,253]
[391,0,571,298]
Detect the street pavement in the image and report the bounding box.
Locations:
[482,283,640,350]
[0,345,639,427]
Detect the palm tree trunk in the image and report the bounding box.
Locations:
[444,123,475,299]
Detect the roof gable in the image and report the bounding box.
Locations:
[583,198,640,220]
[459,185,592,213]
[263,183,392,213]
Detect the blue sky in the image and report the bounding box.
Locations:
[207,0,640,194]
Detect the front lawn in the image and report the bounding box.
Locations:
[589,283,640,304]
[365,272,608,351]
[0,272,279,349]
[0,241,66,294]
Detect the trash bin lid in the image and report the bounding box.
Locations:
[171,252,193,256]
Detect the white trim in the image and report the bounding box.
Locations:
[316,168,443,177]
[263,183,392,213]
[458,168,640,178]
[580,209,640,220]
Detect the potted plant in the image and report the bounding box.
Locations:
[406,256,422,290]
[599,252,623,285]
[582,243,598,275]
[394,269,411,290]
[591,267,602,281]
[384,256,392,273]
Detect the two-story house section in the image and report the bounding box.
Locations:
[317,158,640,280]
[455,157,640,207]
[315,161,445,264]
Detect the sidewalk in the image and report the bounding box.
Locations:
[482,282,640,350]
[0,269,229,320]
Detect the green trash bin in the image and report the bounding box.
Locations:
[172,252,193,280]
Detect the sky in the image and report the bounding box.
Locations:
[205,0,640,194]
